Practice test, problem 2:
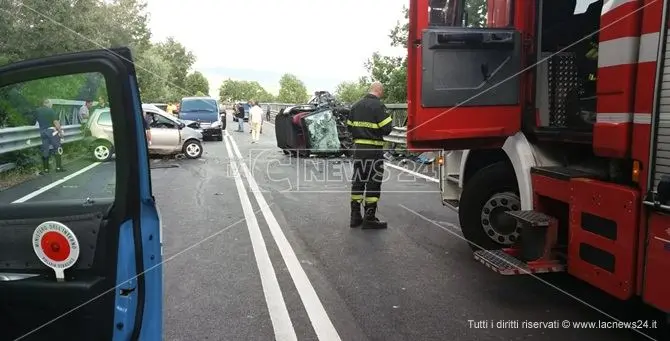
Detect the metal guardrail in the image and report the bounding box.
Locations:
[0,124,83,155]
[0,102,408,158]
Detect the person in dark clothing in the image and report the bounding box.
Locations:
[347,82,392,229]
[35,99,65,173]
[236,103,245,132]
[266,105,271,121]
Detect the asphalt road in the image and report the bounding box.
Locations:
[2,114,668,340]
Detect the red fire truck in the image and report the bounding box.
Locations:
[406,0,669,316]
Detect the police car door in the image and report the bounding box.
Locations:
[0,48,161,340]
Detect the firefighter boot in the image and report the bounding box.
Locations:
[362,204,387,229]
[54,155,65,172]
[350,201,363,227]
[41,157,50,174]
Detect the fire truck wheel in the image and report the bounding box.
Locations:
[458,161,521,251]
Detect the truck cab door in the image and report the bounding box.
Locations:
[408,0,527,150]
[0,48,162,340]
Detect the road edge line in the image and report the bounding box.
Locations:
[12,162,102,204]
[225,130,342,341]
[223,133,298,341]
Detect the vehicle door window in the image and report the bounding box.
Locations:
[150,113,177,129]
[97,110,112,126]
[430,0,512,28]
[0,71,119,339]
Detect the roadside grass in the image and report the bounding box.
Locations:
[0,141,90,191]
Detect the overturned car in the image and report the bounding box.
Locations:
[275,91,353,157]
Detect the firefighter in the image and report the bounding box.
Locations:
[35,99,65,173]
[347,82,392,229]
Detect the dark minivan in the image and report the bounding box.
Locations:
[178,96,225,141]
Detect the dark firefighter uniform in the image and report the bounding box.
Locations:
[347,93,393,229]
[35,105,64,173]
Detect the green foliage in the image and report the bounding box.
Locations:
[357,2,487,103]
[154,37,197,99]
[465,0,488,28]
[218,79,274,103]
[355,6,409,103]
[0,0,151,64]
[276,74,308,104]
[334,78,370,104]
[135,46,172,103]
[388,5,409,48]
[0,0,196,174]
[364,53,407,103]
[184,71,210,97]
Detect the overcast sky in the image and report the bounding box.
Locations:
[145,0,407,97]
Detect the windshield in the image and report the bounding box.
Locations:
[180,98,217,113]
[179,99,218,122]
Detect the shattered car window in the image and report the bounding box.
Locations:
[302,109,341,153]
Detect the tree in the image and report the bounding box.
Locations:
[465,0,488,28]
[276,74,308,104]
[334,78,369,104]
[218,79,274,103]
[363,6,409,103]
[135,47,172,102]
[0,0,197,122]
[364,53,407,103]
[184,71,209,96]
[154,37,196,99]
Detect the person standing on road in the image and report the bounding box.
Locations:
[36,99,65,174]
[266,105,271,121]
[249,100,263,143]
[347,82,392,229]
[236,102,245,132]
[78,99,92,124]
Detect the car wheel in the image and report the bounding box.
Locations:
[92,141,113,162]
[183,140,203,159]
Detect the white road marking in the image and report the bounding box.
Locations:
[12,162,102,203]
[225,130,342,341]
[384,162,439,183]
[223,134,298,341]
[400,205,462,232]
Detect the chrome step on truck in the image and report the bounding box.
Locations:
[473,210,566,275]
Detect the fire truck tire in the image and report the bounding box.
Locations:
[458,161,520,252]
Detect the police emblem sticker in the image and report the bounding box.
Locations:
[32,221,80,281]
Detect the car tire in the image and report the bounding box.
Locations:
[458,161,521,252]
[183,140,203,159]
[91,140,113,162]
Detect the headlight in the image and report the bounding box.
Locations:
[211,121,221,128]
